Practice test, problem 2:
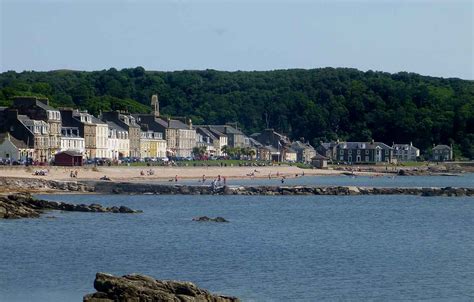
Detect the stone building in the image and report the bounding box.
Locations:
[60,109,108,159]
[134,95,195,157]
[392,142,420,162]
[431,144,453,162]
[1,109,50,162]
[291,140,317,163]
[335,141,394,164]
[11,97,61,157]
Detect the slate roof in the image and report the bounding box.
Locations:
[195,127,218,141]
[432,144,451,150]
[393,144,419,151]
[106,121,127,132]
[291,141,315,151]
[337,142,392,150]
[0,133,30,149]
[312,152,329,160]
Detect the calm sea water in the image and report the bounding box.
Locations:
[156,173,474,188]
[1,194,474,301]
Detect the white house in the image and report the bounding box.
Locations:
[60,127,85,154]
[0,132,34,162]
[106,121,129,160]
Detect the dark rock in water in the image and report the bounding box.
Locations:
[192,216,229,223]
[83,272,240,302]
[0,193,142,219]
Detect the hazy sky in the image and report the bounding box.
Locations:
[1,0,473,79]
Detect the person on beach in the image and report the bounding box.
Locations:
[175,175,178,182]
[202,174,206,183]
[223,176,227,185]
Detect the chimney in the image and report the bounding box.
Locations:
[188,118,193,130]
[371,139,375,144]
[410,141,413,147]
[300,137,304,143]
[167,117,171,128]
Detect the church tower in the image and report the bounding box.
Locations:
[151,94,159,117]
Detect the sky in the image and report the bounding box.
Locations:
[0,0,473,79]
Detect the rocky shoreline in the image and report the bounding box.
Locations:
[0,193,141,219]
[84,272,239,302]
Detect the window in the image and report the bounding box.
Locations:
[365,150,369,155]
[348,150,352,155]
[357,150,361,155]
[365,156,369,162]
[340,150,344,155]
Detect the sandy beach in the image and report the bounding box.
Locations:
[0,165,380,182]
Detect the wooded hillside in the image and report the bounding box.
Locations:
[0,67,472,158]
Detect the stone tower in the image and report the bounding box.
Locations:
[151,94,159,117]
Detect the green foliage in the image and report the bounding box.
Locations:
[0,67,473,158]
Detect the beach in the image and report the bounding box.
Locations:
[0,165,379,182]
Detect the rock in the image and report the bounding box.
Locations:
[0,193,142,219]
[192,216,229,223]
[83,272,240,302]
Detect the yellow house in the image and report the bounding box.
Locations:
[140,131,167,158]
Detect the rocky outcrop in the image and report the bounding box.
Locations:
[0,193,141,219]
[192,216,229,223]
[83,272,240,302]
[0,177,93,193]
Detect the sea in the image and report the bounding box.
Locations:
[1,176,474,301]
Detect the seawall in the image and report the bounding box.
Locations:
[1,177,473,197]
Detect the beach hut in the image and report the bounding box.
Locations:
[54,150,83,166]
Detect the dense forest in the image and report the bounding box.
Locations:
[0,67,473,159]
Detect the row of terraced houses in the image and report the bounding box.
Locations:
[0,96,453,166]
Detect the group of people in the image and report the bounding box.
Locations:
[140,169,155,176]
[69,170,78,178]
[33,169,48,176]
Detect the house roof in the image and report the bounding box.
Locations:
[393,144,419,151]
[312,152,329,160]
[291,141,315,151]
[136,114,190,130]
[337,141,392,150]
[202,125,243,135]
[56,150,83,157]
[195,127,218,141]
[433,144,451,150]
[262,145,278,152]
[0,132,30,149]
[206,127,226,138]
[248,137,263,147]
[106,121,127,132]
